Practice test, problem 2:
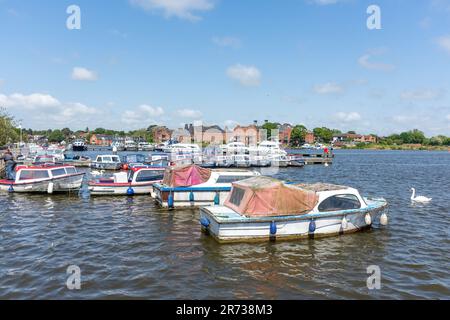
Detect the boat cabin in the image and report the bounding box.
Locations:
[95,155,121,163]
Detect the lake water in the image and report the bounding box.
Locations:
[0,150,449,299]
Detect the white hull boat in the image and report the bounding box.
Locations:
[88,167,164,196]
[200,177,388,243]
[153,165,260,208]
[0,165,84,193]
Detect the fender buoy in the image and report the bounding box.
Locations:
[309,220,316,233]
[200,217,210,228]
[342,216,348,229]
[47,182,54,194]
[189,191,195,202]
[214,192,220,205]
[380,212,388,226]
[270,221,277,235]
[168,192,174,209]
[127,186,134,196]
[8,185,14,193]
[365,213,372,225]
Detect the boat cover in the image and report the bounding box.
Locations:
[224,176,318,217]
[162,164,211,187]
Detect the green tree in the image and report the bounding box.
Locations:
[399,129,426,144]
[94,128,106,134]
[48,129,65,143]
[0,108,18,146]
[313,127,333,143]
[290,125,308,147]
[261,122,279,140]
[61,127,73,138]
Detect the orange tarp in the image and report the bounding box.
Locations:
[162,164,211,187]
[224,176,318,217]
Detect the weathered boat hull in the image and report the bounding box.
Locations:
[153,185,231,208]
[88,182,159,196]
[200,198,388,243]
[90,162,122,170]
[0,173,85,193]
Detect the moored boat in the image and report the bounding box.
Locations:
[153,164,260,208]
[200,176,388,243]
[88,167,165,196]
[91,154,122,170]
[72,139,87,151]
[0,164,85,193]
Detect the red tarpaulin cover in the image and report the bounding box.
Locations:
[224,176,319,217]
[162,164,211,187]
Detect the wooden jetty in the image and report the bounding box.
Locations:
[288,149,334,165]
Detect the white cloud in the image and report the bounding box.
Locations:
[226,64,261,87]
[335,112,362,122]
[71,67,98,81]
[130,0,214,21]
[358,51,395,71]
[400,89,444,101]
[314,82,344,95]
[176,108,203,118]
[436,35,450,54]
[139,104,165,116]
[0,92,60,108]
[212,36,241,48]
[122,104,165,125]
[0,92,98,126]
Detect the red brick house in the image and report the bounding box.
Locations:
[152,126,172,143]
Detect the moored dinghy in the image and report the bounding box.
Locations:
[153,164,260,208]
[200,176,388,243]
[0,164,85,193]
[88,167,165,196]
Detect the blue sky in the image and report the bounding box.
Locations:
[0,0,450,136]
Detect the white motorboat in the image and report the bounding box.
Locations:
[91,154,122,170]
[88,167,165,196]
[220,142,249,154]
[138,142,154,151]
[124,139,138,151]
[200,176,389,243]
[0,164,85,193]
[249,141,287,156]
[153,165,260,208]
[72,139,87,151]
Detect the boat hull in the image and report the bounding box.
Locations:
[88,182,158,196]
[0,173,85,193]
[153,185,231,208]
[91,162,122,170]
[200,198,388,243]
[72,146,87,152]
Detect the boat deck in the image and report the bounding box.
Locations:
[203,197,388,224]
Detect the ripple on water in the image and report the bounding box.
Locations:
[0,150,449,299]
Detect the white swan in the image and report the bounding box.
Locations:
[410,188,432,203]
[91,170,105,176]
